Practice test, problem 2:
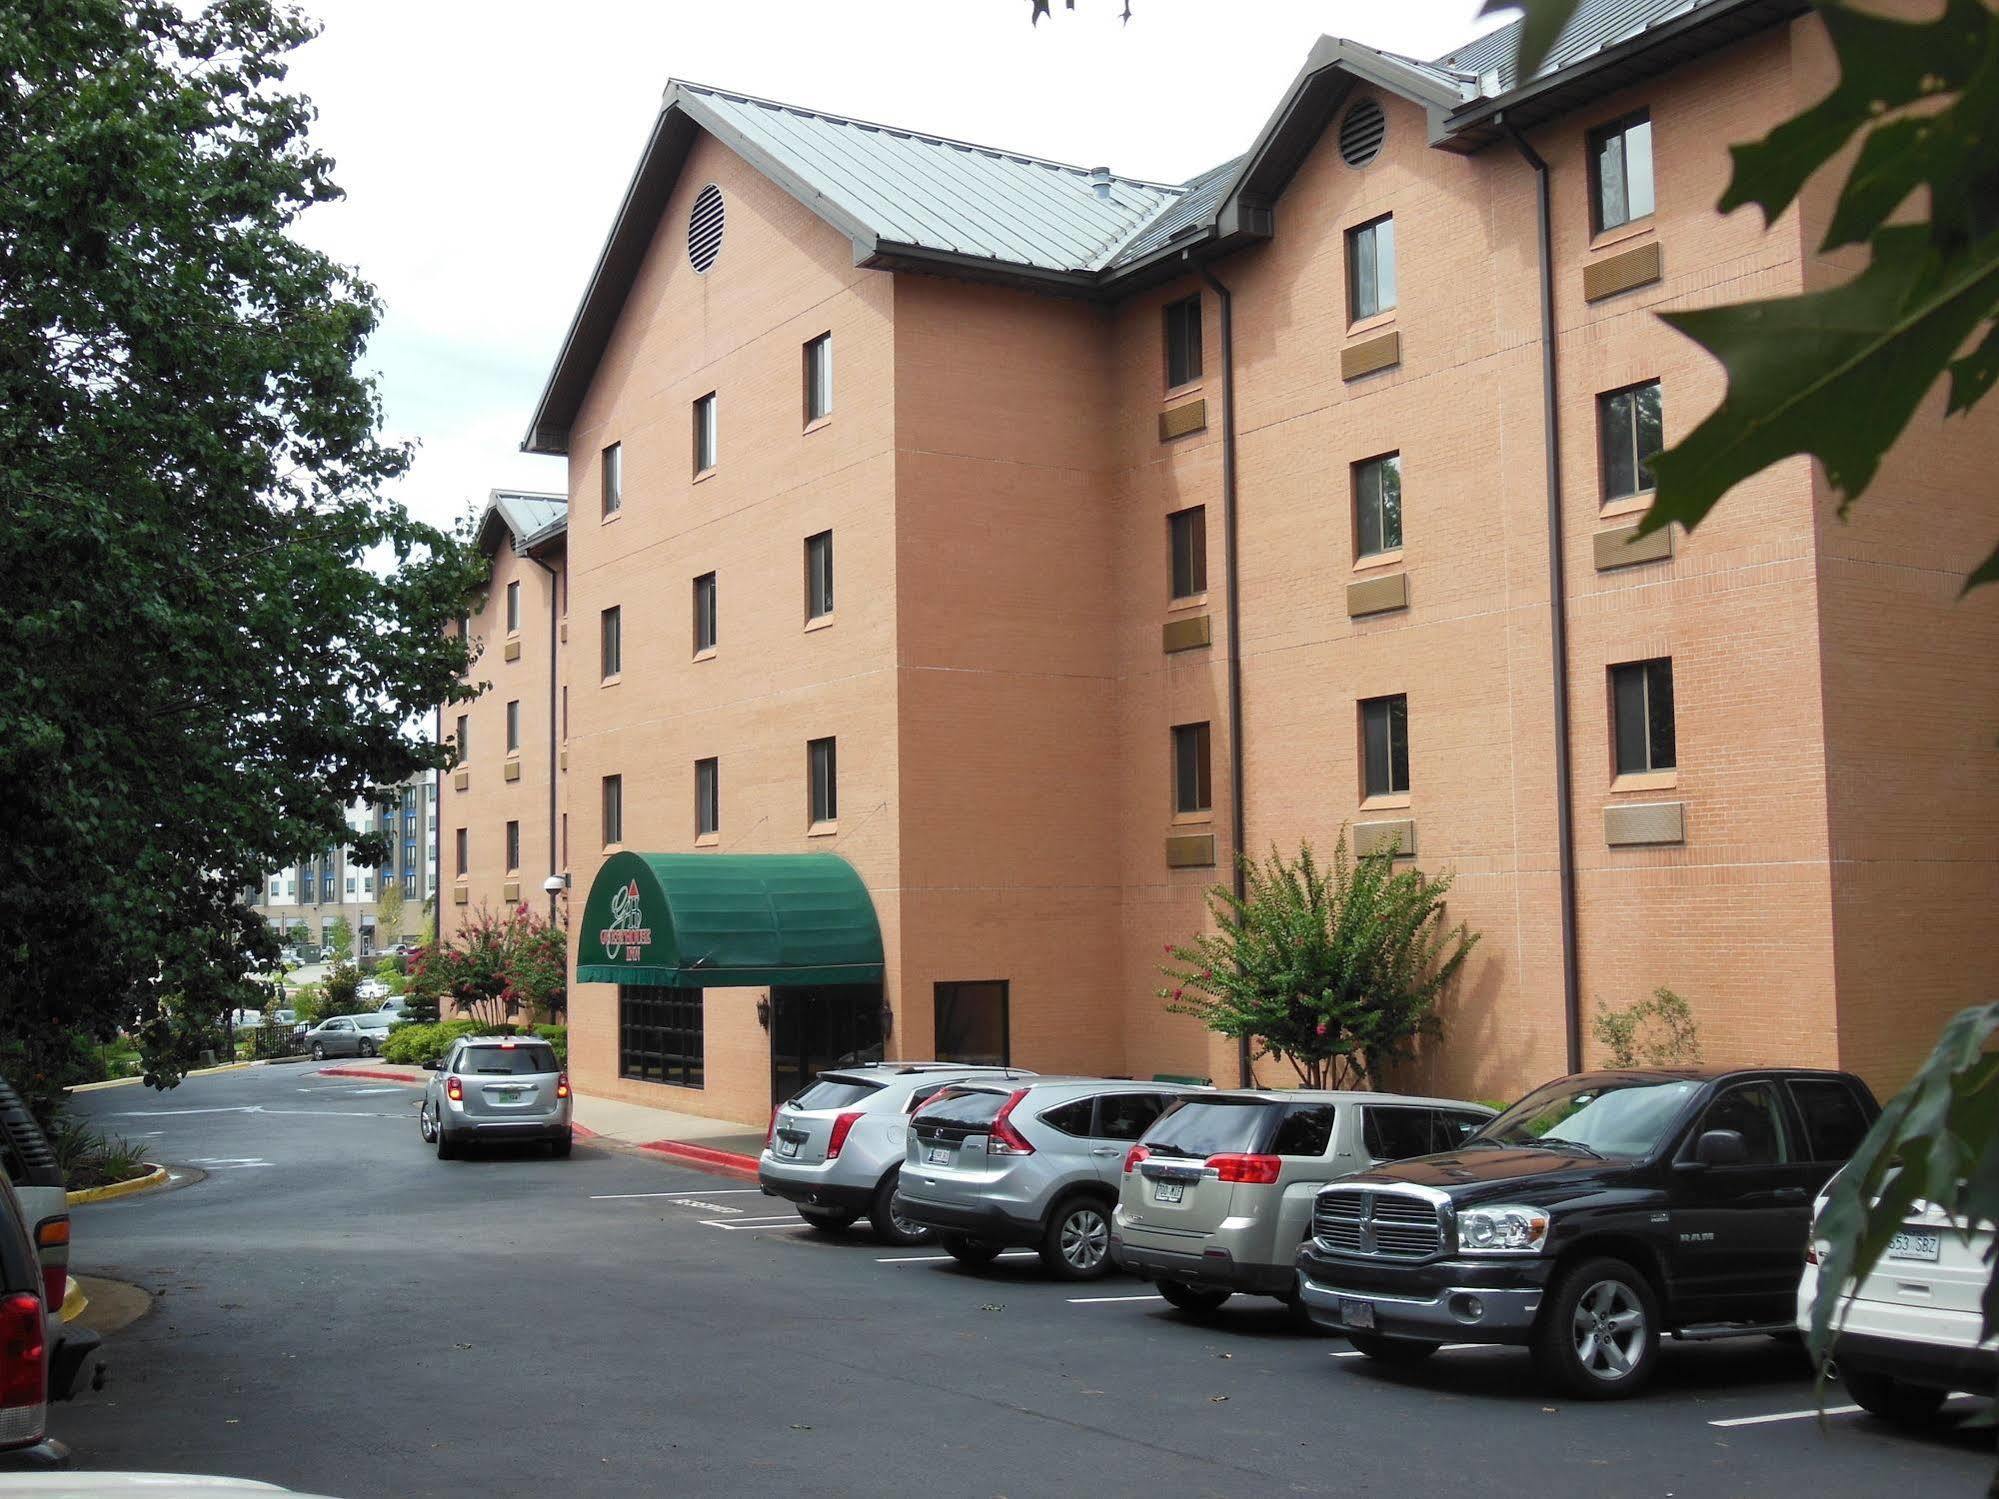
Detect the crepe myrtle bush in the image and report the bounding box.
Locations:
[1160,833,1479,1090]
[407,905,566,1030]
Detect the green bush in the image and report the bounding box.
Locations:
[380,1019,480,1067]
[319,962,365,1017]
[531,1025,567,1068]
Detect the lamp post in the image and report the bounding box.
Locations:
[541,874,566,930]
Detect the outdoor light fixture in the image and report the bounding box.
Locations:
[756,993,771,1031]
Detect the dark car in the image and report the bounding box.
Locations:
[1296,1067,1879,1399]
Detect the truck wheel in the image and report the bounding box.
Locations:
[1156,1280,1231,1317]
[1843,1367,1948,1425]
[1533,1256,1660,1399]
[1345,1332,1440,1365]
[870,1171,933,1247]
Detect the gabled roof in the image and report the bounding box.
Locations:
[473,489,566,558]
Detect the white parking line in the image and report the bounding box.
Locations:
[876,1250,1040,1264]
[1068,1293,1165,1304]
[1709,1392,1978,1429]
[587,1189,769,1201]
[701,1217,810,1232]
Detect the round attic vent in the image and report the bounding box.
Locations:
[687,184,726,273]
[1338,98,1387,168]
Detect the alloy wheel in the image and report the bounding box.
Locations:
[1571,1278,1647,1381]
[1060,1206,1109,1271]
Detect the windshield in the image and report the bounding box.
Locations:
[1473,1078,1699,1159]
[459,1044,560,1076]
[355,1014,393,1030]
[1141,1099,1277,1158]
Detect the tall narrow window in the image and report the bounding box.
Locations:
[600,605,622,679]
[1346,214,1397,321]
[505,699,520,754]
[804,333,833,424]
[1164,294,1202,388]
[1611,658,1676,774]
[695,757,719,837]
[505,820,520,872]
[1353,453,1403,558]
[602,774,624,846]
[1168,506,1207,599]
[1590,111,1655,232]
[805,531,835,621]
[693,571,718,654]
[455,713,469,764]
[693,393,717,475]
[601,442,622,516]
[1360,694,1410,798]
[1599,380,1664,502]
[454,828,468,876]
[505,580,521,632]
[808,737,838,825]
[1171,722,1212,815]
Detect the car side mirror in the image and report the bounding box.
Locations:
[422,1058,441,1071]
[1694,1128,1748,1167]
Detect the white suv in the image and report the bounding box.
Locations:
[761,1063,1032,1246]
[1800,1171,1998,1422]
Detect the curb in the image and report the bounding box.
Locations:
[316,1067,424,1085]
[67,1164,170,1206]
[67,1061,255,1094]
[636,1139,761,1180]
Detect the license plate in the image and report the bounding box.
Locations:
[496,1088,522,1102]
[1340,1298,1376,1331]
[776,1137,800,1159]
[926,1146,951,1166]
[1888,1227,1942,1262]
[1153,1181,1185,1204]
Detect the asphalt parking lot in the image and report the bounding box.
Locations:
[51,1066,1997,1497]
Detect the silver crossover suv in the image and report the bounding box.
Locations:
[419,1036,572,1159]
[1113,1090,1493,1318]
[760,1063,1033,1245]
[895,1078,1202,1280]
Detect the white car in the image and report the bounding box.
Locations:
[1799,1173,1997,1422]
[354,978,390,1003]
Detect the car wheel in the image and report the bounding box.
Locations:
[1843,1367,1949,1425]
[550,1131,573,1160]
[1345,1331,1441,1366]
[1041,1195,1114,1281]
[1155,1280,1231,1317]
[1532,1256,1661,1400]
[799,1207,858,1234]
[435,1122,457,1161]
[869,1172,933,1247]
[940,1234,1001,1267]
[418,1105,436,1143]
[311,1042,325,1061]
[359,1040,376,1058]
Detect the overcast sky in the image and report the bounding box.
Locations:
[285,1,1501,533]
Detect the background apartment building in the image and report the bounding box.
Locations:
[253,771,440,953]
[443,0,1998,1128]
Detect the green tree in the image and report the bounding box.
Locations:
[0,1,485,1114]
[375,880,406,945]
[325,915,354,964]
[1160,834,1479,1089]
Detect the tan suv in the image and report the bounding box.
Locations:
[1111,1089,1493,1319]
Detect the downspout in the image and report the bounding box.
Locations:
[527,550,561,908]
[1507,124,1583,1075]
[1197,260,1251,1089]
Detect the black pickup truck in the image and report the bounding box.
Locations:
[1295,1067,1879,1398]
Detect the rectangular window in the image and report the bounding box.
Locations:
[1611,658,1676,774]
[505,699,520,754]
[808,737,838,825]
[346,875,356,894]
[1599,380,1664,502]
[695,757,719,837]
[455,713,469,764]
[505,820,520,872]
[935,981,1010,1067]
[505,580,520,632]
[454,828,468,876]
[804,333,833,424]
[1361,694,1411,798]
[1346,214,1397,321]
[1171,721,1212,815]
[618,985,704,1088]
[693,393,717,474]
[1163,294,1202,388]
[1590,111,1655,232]
[1353,453,1404,558]
[561,812,568,868]
[693,571,717,653]
[805,530,834,621]
[1168,506,1207,599]
[602,774,624,846]
[601,442,622,516]
[403,871,416,896]
[600,605,622,679]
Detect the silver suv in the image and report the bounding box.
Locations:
[760,1063,1033,1245]
[895,1079,1201,1280]
[1113,1090,1493,1318]
[419,1036,572,1159]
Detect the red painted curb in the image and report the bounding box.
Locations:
[636,1139,761,1180]
[317,1067,424,1086]
[571,1124,599,1141]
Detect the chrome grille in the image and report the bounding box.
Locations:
[1313,1187,1444,1260]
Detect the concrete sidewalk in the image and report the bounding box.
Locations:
[315,1063,764,1176]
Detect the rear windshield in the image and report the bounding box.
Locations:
[791,1076,886,1111]
[458,1044,559,1076]
[1141,1099,1278,1158]
[912,1088,1006,1128]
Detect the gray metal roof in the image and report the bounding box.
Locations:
[1106,156,1243,271]
[475,489,566,556]
[1434,0,1715,93]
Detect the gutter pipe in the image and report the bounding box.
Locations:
[527,550,562,922]
[1506,123,1583,1075]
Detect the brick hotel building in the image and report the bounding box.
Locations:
[440,0,1999,1128]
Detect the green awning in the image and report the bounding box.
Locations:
[575,851,884,988]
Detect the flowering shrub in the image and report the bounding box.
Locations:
[406,905,566,1029]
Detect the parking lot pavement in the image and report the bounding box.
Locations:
[49,1066,1997,1498]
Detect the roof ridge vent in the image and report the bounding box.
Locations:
[1088,166,1112,201]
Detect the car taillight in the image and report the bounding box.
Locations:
[0,1290,46,1447]
[446,1076,462,1102]
[1209,1154,1282,1185]
[34,1219,67,1311]
[766,1106,780,1148]
[826,1112,864,1159]
[1123,1144,1150,1173]
[556,1073,570,1100]
[989,1090,1035,1156]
